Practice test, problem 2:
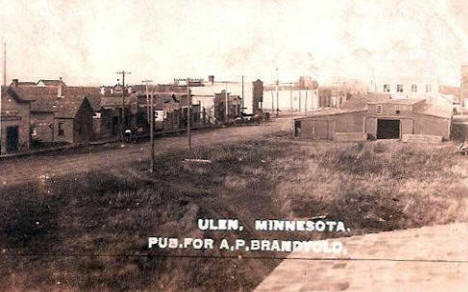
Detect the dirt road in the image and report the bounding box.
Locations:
[0,118,292,186]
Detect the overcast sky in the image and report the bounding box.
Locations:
[2,0,468,86]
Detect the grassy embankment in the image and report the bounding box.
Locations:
[1,136,467,291]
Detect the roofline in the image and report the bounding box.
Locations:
[4,87,34,103]
[367,99,425,105]
[294,109,367,120]
[413,111,452,120]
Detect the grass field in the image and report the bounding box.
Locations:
[1,135,467,291]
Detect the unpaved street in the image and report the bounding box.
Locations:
[0,118,292,186]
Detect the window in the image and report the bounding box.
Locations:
[58,122,65,136]
[426,84,432,93]
[383,84,391,92]
[376,105,383,114]
[397,84,404,93]
[411,84,417,93]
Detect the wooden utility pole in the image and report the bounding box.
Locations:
[3,42,6,86]
[187,78,192,152]
[116,70,131,142]
[142,80,154,172]
[241,75,244,113]
[290,83,293,112]
[305,89,308,112]
[270,90,274,113]
[276,68,279,117]
[299,90,302,112]
[224,81,228,122]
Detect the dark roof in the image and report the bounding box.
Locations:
[367,99,425,105]
[8,85,99,114]
[55,97,91,118]
[294,108,367,120]
[63,87,101,111]
[17,81,37,86]
[8,86,58,111]
[1,86,33,103]
[341,93,391,109]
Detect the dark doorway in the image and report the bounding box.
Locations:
[6,126,19,153]
[294,121,301,137]
[377,119,400,139]
[112,116,119,136]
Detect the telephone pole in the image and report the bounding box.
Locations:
[271,90,274,114]
[3,42,6,86]
[116,70,131,142]
[276,68,279,117]
[225,81,229,122]
[241,75,244,113]
[290,83,293,112]
[305,89,308,112]
[142,80,154,172]
[187,78,192,152]
[299,90,302,112]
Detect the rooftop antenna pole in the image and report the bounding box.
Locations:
[142,80,154,172]
[116,70,131,142]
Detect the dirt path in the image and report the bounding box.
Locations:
[0,118,292,186]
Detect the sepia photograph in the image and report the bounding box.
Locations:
[1,0,468,291]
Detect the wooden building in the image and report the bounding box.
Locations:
[1,86,32,154]
[294,97,452,142]
[6,81,96,146]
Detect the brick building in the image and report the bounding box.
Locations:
[1,86,32,154]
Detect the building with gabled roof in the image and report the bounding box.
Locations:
[1,86,33,154]
[37,78,66,87]
[53,96,94,144]
[6,81,95,145]
[294,96,452,141]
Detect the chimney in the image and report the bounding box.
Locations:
[208,75,215,85]
[57,84,63,97]
[11,78,18,87]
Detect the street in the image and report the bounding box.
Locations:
[0,118,292,186]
